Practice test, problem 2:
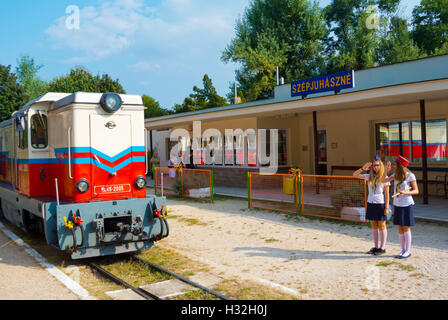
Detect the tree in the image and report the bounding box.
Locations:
[324,0,402,73]
[189,74,227,108]
[15,55,47,100]
[222,0,328,102]
[0,65,28,122]
[175,74,227,113]
[377,16,422,65]
[47,67,126,93]
[412,0,448,55]
[142,95,171,118]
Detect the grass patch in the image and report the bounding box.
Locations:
[410,273,426,279]
[397,263,416,272]
[136,245,210,277]
[265,238,280,243]
[165,194,211,204]
[177,217,208,226]
[170,289,220,300]
[166,214,182,219]
[376,261,416,272]
[376,261,395,267]
[248,232,258,237]
[212,279,299,300]
[96,255,171,288]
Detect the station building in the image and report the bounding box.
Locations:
[145,54,448,200]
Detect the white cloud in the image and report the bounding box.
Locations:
[129,61,161,73]
[45,0,243,62]
[43,0,249,107]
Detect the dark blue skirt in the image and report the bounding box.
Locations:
[393,205,415,226]
[366,203,387,221]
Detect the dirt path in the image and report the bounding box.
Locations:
[159,197,448,300]
[0,229,80,300]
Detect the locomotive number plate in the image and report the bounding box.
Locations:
[94,184,131,194]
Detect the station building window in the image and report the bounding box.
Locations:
[376,119,447,163]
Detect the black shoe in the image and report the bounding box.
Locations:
[374,248,386,256]
[366,247,378,254]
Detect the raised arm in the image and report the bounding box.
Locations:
[353,162,371,178]
[381,161,394,183]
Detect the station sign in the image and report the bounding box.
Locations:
[291,70,355,97]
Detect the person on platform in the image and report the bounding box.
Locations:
[353,155,390,255]
[149,150,160,179]
[382,155,419,259]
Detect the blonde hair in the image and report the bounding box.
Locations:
[368,160,384,187]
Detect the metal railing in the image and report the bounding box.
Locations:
[248,173,367,223]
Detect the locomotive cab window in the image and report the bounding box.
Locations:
[31,113,48,149]
[17,117,28,150]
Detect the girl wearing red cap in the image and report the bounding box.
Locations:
[383,155,419,259]
[353,156,390,255]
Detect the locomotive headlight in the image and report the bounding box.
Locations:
[135,176,147,189]
[76,179,90,193]
[100,93,123,113]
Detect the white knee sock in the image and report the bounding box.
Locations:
[399,233,405,254]
[379,229,387,250]
[403,231,412,255]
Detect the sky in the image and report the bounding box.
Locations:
[0,0,421,110]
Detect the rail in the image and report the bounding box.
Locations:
[131,255,231,300]
[89,256,231,300]
[89,262,160,300]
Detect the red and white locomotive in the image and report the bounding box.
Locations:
[0,92,168,259]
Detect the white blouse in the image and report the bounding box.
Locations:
[362,174,390,204]
[392,172,416,207]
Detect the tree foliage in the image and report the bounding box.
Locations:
[324,0,402,73]
[223,0,448,103]
[222,0,327,101]
[174,74,227,113]
[0,65,28,122]
[15,55,47,101]
[377,16,422,65]
[142,94,172,118]
[412,0,448,55]
[47,67,126,94]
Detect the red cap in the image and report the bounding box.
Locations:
[396,155,409,167]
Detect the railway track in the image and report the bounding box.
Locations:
[89,255,231,300]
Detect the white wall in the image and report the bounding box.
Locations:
[149,129,171,167]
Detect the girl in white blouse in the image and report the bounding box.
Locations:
[353,156,390,255]
[383,155,419,259]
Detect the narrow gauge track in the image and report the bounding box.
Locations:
[89,262,160,300]
[89,255,231,300]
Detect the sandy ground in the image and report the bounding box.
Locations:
[160,197,448,300]
[0,230,79,300]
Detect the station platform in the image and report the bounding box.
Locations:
[147,178,448,224]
